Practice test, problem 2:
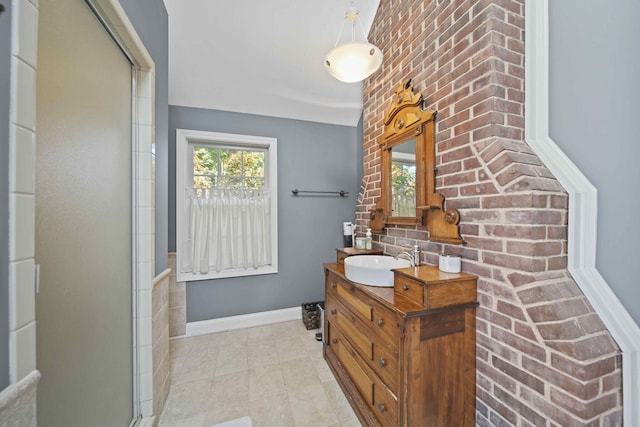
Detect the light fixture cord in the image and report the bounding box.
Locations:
[351,15,357,42]
[334,5,372,47]
[333,19,348,47]
[356,15,370,42]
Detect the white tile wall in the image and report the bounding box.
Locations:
[8,194,34,261]
[139,289,152,319]
[138,261,153,288]
[11,0,38,68]
[135,69,155,418]
[138,124,153,153]
[9,126,35,194]
[8,0,39,385]
[10,322,36,382]
[9,58,36,131]
[8,260,35,330]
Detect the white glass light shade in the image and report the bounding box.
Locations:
[324,42,383,83]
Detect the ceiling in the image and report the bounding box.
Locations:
[164,0,381,127]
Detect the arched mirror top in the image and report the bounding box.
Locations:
[381,79,435,145]
[370,79,463,245]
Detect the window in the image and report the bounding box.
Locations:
[176,129,278,282]
[193,146,265,190]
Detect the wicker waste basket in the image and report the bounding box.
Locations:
[301,301,323,330]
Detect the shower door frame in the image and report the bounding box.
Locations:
[83,0,157,421]
[10,0,156,423]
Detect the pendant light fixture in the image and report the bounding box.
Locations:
[324,5,383,83]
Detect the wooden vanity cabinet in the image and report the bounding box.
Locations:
[323,263,478,427]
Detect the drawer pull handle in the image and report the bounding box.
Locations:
[330,309,337,315]
[402,284,409,291]
[376,318,383,327]
[378,358,386,368]
[331,339,337,344]
[378,403,386,413]
[331,282,337,289]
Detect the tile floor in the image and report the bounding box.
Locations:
[158,320,362,427]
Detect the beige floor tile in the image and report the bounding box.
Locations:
[204,401,250,426]
[245,324,274,343]
[158,413,206,427]
[162,321,356,427]
[277,336,309,362]
[313,357,335,383]
[171,356,187,383]
[170,337,193,360]
[247,341,280,368]
[326,418,362,427]
[304,336,325,361]
[215,328,248,350]
[173,353,217,385]
[271,320,306,337]
[249,393,295,427]
[209,370,249,403]
[280,357,321,392]
[215,347,248,376]
[189,333,221,355]
[288,382,339,427]
[248,364,286,401]
[322,380,358,421]
[160,379,211,424]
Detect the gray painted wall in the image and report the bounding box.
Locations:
[549,0,640,325]
[0,0,12,390]
[169,106,359,321]
[118,0,169,275]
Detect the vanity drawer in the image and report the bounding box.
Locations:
[331,276,400,347]
[394,275,425,305]
[334,331,398,427]
[371,370,398,427]
[325,293,338,325]
[370,299,400,346]
[337,337,374,405]
[327,272,339,297]
[336,306,399,394]
[336,281,373,321]
[336,309,373,360]
[371,337,399,395]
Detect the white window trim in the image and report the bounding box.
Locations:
[176,129,278,282]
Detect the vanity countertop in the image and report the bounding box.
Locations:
[324,262,477,315]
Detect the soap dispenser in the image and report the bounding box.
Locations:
[365,228,372,250]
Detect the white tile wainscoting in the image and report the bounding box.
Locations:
[168,253,187,337]
[153,269,172,420]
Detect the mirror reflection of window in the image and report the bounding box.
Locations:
[391,138,416,216]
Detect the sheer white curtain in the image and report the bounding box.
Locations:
[181,188,272,274]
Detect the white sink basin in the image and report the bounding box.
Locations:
[343,255,411,287]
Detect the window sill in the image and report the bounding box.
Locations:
[177,265,278,283]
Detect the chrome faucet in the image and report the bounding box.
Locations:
[395,244,420,267]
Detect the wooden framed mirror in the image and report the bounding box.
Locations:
[369,79,463,244]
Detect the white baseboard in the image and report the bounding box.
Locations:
[185,306,302,337]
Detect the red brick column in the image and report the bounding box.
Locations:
[358,1,623,425]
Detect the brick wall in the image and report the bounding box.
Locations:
[358,1,623,425]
